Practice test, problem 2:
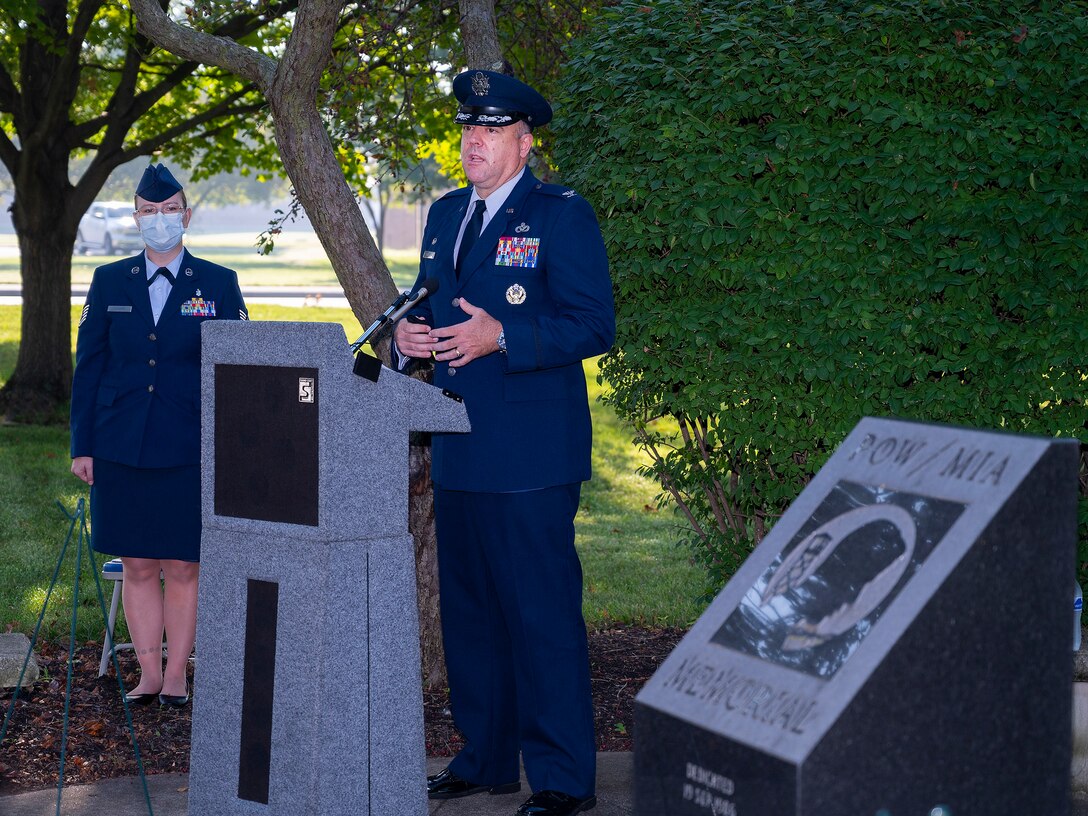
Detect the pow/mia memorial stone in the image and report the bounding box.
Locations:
[635,417,1080,816]
[187,321,469,816]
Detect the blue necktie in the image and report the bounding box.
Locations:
[456,200,486,277]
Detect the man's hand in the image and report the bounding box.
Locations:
[432,298,502,367]
[72,456,94,485]
[393,316,438,359]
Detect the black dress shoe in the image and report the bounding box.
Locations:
[122,690,159,706]
[515,789,597,815]
[426,767,521,800]
[158,684,190,707]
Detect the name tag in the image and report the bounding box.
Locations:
[107,305,133,313]
[496,237,540,268]
[423,251,436,259]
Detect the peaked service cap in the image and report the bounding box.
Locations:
[135,163,184,202]
[452,70,552,129]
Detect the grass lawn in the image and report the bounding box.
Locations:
[0,302,706,645]
[0,232,420,291]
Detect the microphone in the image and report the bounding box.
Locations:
[349,277,438,353]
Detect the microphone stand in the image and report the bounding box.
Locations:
[349,291,412,353]
[350,285,433,381]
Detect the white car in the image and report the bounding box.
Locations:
[76,201,144,255]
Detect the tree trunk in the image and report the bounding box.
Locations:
[460,0,503,70]
[0,166,81,423]
[410,435,444,687]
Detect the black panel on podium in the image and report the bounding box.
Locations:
[213,363,319,526]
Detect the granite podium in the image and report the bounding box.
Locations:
[636,417,1080,816]
[187,321,469,816]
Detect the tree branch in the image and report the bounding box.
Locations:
[128,0,277,90]
[0,60,17,115]
[276,0,341,99]
[0,129,18,177]
[116,97,268,161]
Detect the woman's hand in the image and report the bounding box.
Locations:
[72,456,94,485]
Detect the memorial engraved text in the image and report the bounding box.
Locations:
[664,656,818,734]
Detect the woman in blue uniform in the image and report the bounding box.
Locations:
[70,164,248,707]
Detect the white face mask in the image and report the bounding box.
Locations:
[139,212,186,252]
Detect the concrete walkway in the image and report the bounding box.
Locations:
[0,754,634,816]
[6,756,1088,816]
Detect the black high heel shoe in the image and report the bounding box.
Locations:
[159,683,190,708]
[123,688,161,706]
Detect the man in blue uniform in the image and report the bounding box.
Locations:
[394,71,615,816]
[71,164,247,706]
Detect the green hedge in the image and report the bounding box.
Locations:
[553,0,1088,587]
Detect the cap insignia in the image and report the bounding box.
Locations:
[471,72,490,96]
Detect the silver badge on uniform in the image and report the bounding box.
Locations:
[506,284,527,305]
[423,251,436,259]
[515,222,530,233]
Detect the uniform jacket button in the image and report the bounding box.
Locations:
[148,333,157,341]
[148,385,155,392]
[448,367,457,377]
[148,359,156,367]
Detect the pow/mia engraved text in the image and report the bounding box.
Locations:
[847,432,1009,487]
[663,656,817,734]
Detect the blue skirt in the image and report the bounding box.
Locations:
[89,460,201,562]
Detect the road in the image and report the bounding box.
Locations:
[0,285,351,309]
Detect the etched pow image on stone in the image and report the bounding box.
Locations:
[712,480,963,679]
[635,417,1079,816]
[761,504,917,651]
